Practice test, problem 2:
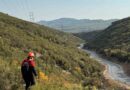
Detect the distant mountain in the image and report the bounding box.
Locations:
[38,18,118,33]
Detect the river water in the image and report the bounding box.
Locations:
[79,44,130,85]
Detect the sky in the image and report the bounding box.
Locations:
[0,0,130,21]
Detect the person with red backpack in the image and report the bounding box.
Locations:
[21,52,37,90]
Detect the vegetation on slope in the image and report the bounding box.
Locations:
[78,17,130,63]
[0,12,123,90]
[74,30,103,42]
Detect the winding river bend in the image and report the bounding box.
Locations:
[79,44,130,85]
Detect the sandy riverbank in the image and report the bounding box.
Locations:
[103,65,130,90]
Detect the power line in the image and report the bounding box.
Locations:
[19,0,29,20]
[0,0,35,22]
[25,0,35,22]
[9,0,20,16]
[14,0,29,20]
[1,0,21,16]
[26,0,30,11]
[20,0,35,22]
[15,0,25,12]
[1,0,13,14]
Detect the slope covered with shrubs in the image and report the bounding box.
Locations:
[0,12,123,90]
[82,17,130,63]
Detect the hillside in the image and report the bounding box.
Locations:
[74,30,103,42]
[0,12,124,90]
[79,17,130,63]
[38,18,117,33]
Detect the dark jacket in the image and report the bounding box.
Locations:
[21,59,37,80]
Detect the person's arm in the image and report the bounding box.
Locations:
[32,67,37,76]
[30,60,37,76]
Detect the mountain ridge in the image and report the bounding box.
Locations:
[75,17,130,63]
[38,18,118,33]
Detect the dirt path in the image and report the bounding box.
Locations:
[103,65,130,90]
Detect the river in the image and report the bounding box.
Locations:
[79,44,130,85]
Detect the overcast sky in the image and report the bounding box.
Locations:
[0,0,130,21]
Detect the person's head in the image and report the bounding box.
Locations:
[27,52,34,60]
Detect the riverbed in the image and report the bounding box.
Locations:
[79,44,130,85]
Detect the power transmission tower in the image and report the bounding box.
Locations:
[29,12,35,22]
